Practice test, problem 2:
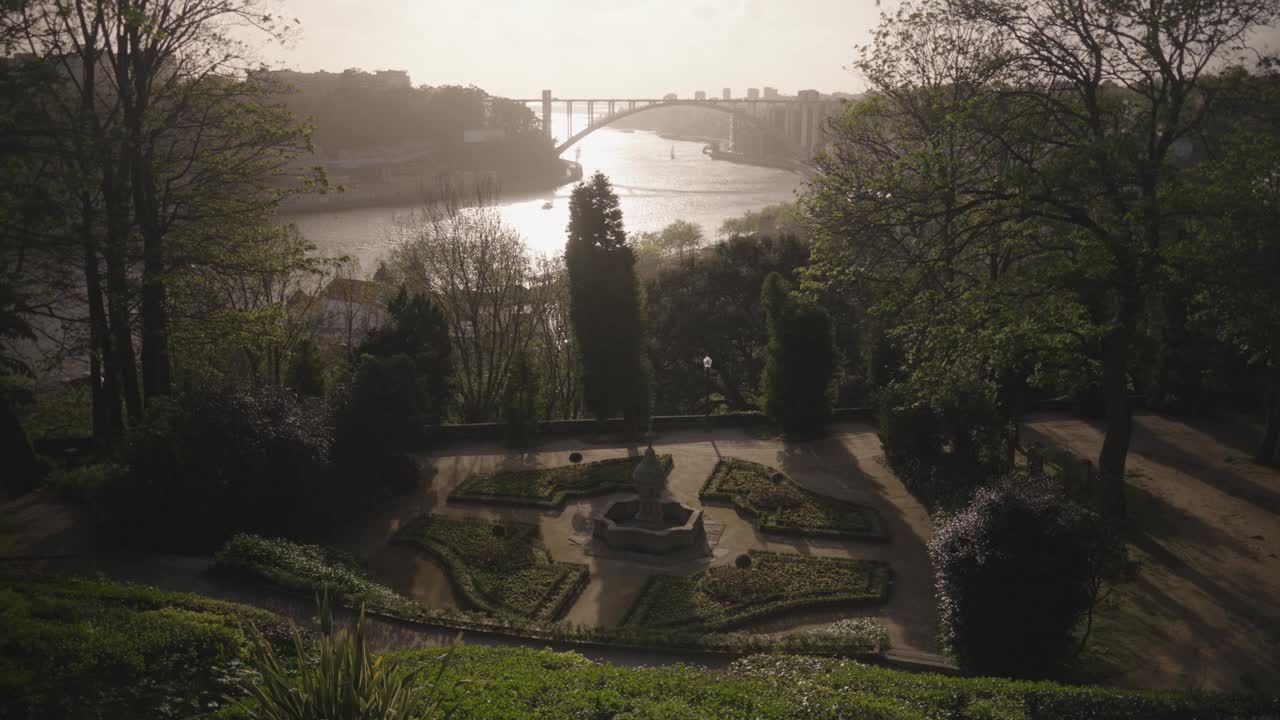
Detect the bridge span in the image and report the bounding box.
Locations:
[508,90,845,161]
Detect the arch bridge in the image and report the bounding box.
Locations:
[508,91,844,162]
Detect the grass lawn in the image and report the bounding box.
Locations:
[449,454,674,509]
[623,550,891,631]
[700,458,886,540]
[391,514,588,621]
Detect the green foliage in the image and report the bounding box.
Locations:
[930,474,1118,678]
[235,592,461,720]
[213,534,887,658]
[110,380,336,551]
[357,286,453,426]
[501,352,540,447]
[644,234,810,414]
[332,354,428,488]
[392,515,588,621]
[700,458,884,539]
[450,453,673,509]
[45,461,126,503]
[623,551,890,631]
[286,339,326,398]
[0,577,291,720]
[718,202,806,239]
[565,172,652,433]
[876,382,1014,512]
[761,273,840,435]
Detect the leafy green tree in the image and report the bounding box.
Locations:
[358,287,452,426]
[761,273,840,436]
[502,352,540,448]
[565,172,651,434]
[286,339,326,398]
[645,234,809,413]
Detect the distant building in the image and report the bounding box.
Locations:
[722,88,732,100]
[797,89,821,101]
[694,90,706,101]
[763,86,779,99]
[746,87,760,100]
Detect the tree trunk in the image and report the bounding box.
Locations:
[103,197,142,424]
[1257,365,1280,466]
[83,219,122,442]
[135,159,171,401]
[1097,326,1132,519]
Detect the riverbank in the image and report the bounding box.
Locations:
[706,147,805,173]
[281,159,582,215]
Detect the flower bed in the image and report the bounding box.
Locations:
[391,515,588,621]
[623,550,891,631]
[700,458,887,540]
[449,454,674,509]
[211,534,889,658]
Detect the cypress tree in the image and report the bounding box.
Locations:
[565,172,651,435]
[761,272,840,435]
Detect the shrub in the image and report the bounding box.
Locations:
[450,453,674,509]
[108,380,336,551]
[735,553,753,569]
[569,452,583,463]
[235,592,460,720]
[285,339,326,398]
[760,273,840,436]
[700,458,884,539]
[877,383,1013,512]
[930,473,1116,677]
[357,286,452,426]
[0,577,290,720]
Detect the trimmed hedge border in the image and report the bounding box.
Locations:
[211,534,889,659]
[391,515,588,622]
[700,458,889,541]
[622,550,891,631]
[448,454,674,509]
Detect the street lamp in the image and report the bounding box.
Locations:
[702,355,713,416]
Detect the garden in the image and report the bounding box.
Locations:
[449,454,674,508]
[390,514,589,621]
[700,458,886,540]
[622,550,891,631]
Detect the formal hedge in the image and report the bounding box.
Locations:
[390,514,589,621]
[211,534,888,658]
[622,550,891,631]
[448,454,674,509]
[700,458,887,540]
[0,576,292,720]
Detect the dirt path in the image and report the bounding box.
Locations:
[1024,411,1280,692]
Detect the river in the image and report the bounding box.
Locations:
[283,112,805,271]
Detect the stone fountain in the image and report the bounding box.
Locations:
[591,445,707,554]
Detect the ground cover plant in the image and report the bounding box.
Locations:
[0,576,292,720]
[449,454,673,509]
[623,550,891,631]
[391,514,588,621]
[386,645,1277,720]
[212,534,888,657]
[700,458,885,539]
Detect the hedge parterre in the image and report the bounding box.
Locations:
[391,514,588,621]
[700,457,887,540]
[623,550,891,631]
[449,454,674,509]
[211,533,889,657]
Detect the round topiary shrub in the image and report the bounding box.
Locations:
[930,473,1115,678]
[569,452,583,464]
[491,525,507,538]
[769,472,787,484]
[735,553,753,569]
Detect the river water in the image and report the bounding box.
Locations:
[283,112,804,270]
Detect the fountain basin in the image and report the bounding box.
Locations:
[592,498,707,554]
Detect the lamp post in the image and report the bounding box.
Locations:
[702,355,713,416]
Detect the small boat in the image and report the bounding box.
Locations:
[670,145,675,160]
[541,201,553,210]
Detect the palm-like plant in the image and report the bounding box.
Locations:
[235,591,462,719]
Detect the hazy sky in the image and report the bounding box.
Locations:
[259,0,881,98]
